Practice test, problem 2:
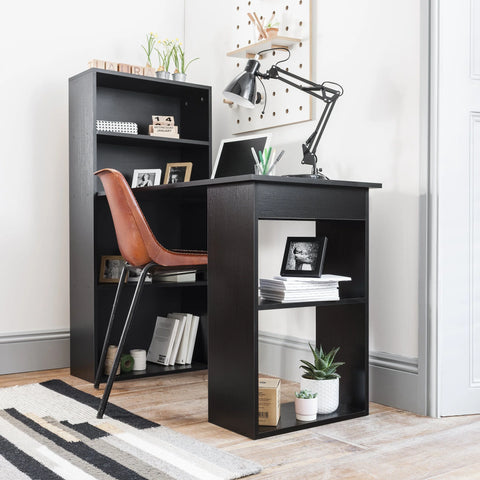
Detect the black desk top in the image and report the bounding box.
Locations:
[131,174,382,196]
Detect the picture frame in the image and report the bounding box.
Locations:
[131,169,162,188]
[280,236,328,277]
[163,162,193,184]
[99,255,127,283]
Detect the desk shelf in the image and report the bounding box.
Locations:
[258,297,365,311]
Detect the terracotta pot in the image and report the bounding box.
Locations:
[266,27,279,38]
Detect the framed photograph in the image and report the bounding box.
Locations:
[131,169,162,188]
[99,255,126,283]
[280,237,328,277]
[163,162,193,184]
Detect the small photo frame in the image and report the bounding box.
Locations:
[280,237,328,277]
[164,162,192,184]
[131,169,162,188]
[99,255,126,283]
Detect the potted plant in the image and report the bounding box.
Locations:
[294,389,318,421]
[155,39,174,80]
[265,21,280,38]
[141,32,156,69]
[171,41,199,81]
[299,343,345,414]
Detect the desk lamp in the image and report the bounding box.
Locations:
[223,48,343,179]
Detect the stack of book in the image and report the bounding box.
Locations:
[148,115,179,139]
[146,313,200,366]
[259,274,352,303]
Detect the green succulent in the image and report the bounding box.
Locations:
[295,389,318,399]
[300,344,345,380]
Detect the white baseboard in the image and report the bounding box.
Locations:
[0,329,70,375]
[258,331,422,414]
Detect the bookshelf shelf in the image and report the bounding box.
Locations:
[97,131,210,148]
[257,297,366,311]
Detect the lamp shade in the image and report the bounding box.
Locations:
[223,59,260,109]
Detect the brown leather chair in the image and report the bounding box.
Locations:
[93,168,207,418]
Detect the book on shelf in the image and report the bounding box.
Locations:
[153,270,197,283]
[168,313,191,365]
[259,274,351,303]
[186,315,200,364]
[146,316,179,365]
[167,312,200,364]
[168,315,186,366]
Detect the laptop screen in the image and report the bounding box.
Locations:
[211,134,271,179]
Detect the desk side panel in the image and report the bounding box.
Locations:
[208,183,257,439]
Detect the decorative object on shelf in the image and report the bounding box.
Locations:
[131,168,162,188]
[258,377,281,426]
[171,40,199,81]
[247,12,267,40]
[264,12,280,38]
[300,344,345,414]
[127,266,152,283]
[148,114,179,138]
[120,353,134,373]
[224,46,343,179]
[105,61,118,71]
[155,38,175,79]
[164,162,193,184]
[88,59,105,69]
[141,32,156,69]
[96,120,138,135]
[88,59,154,77]
[130,349,147,371]
[294,389,318,421]
[280,236,327,277]
[227,0,311,134]
[99,255,126,283]
[104,345,121,375]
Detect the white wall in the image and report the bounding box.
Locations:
[186,0,422,360]
[0,0,185,336]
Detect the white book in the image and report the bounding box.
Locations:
[146,316,179,366]
[169,313,192,365]
[186,315,200,364]
[168,316,186,366]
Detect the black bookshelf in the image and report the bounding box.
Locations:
[69,69,211,382]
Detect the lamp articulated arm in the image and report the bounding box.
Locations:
[258,65,343,177]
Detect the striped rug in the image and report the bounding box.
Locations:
[0,380,261,479]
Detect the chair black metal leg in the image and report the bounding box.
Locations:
[96,262,155,419]
[94,265,128,389]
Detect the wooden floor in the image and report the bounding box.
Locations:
[1,368,480,479]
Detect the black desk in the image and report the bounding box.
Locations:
[194,175,379,439]
[95,175,380,439]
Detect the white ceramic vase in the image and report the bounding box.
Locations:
[294,397,318,421]
[300,377,339,414]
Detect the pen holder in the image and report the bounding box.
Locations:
[255,163,277,176]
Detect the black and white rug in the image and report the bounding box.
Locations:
[0,380,261,479]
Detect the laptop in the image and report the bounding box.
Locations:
[211,134,272,179]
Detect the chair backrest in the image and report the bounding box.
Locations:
[95,168,159,267]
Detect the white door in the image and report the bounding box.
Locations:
[435,0,480,415]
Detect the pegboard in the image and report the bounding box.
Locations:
[227,0,311,134]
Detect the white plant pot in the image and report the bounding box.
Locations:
[300,377,339,414]
[294,397,318,421]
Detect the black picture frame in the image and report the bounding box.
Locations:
[280,236,328,277]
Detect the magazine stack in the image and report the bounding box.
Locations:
[259,274,351,303]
